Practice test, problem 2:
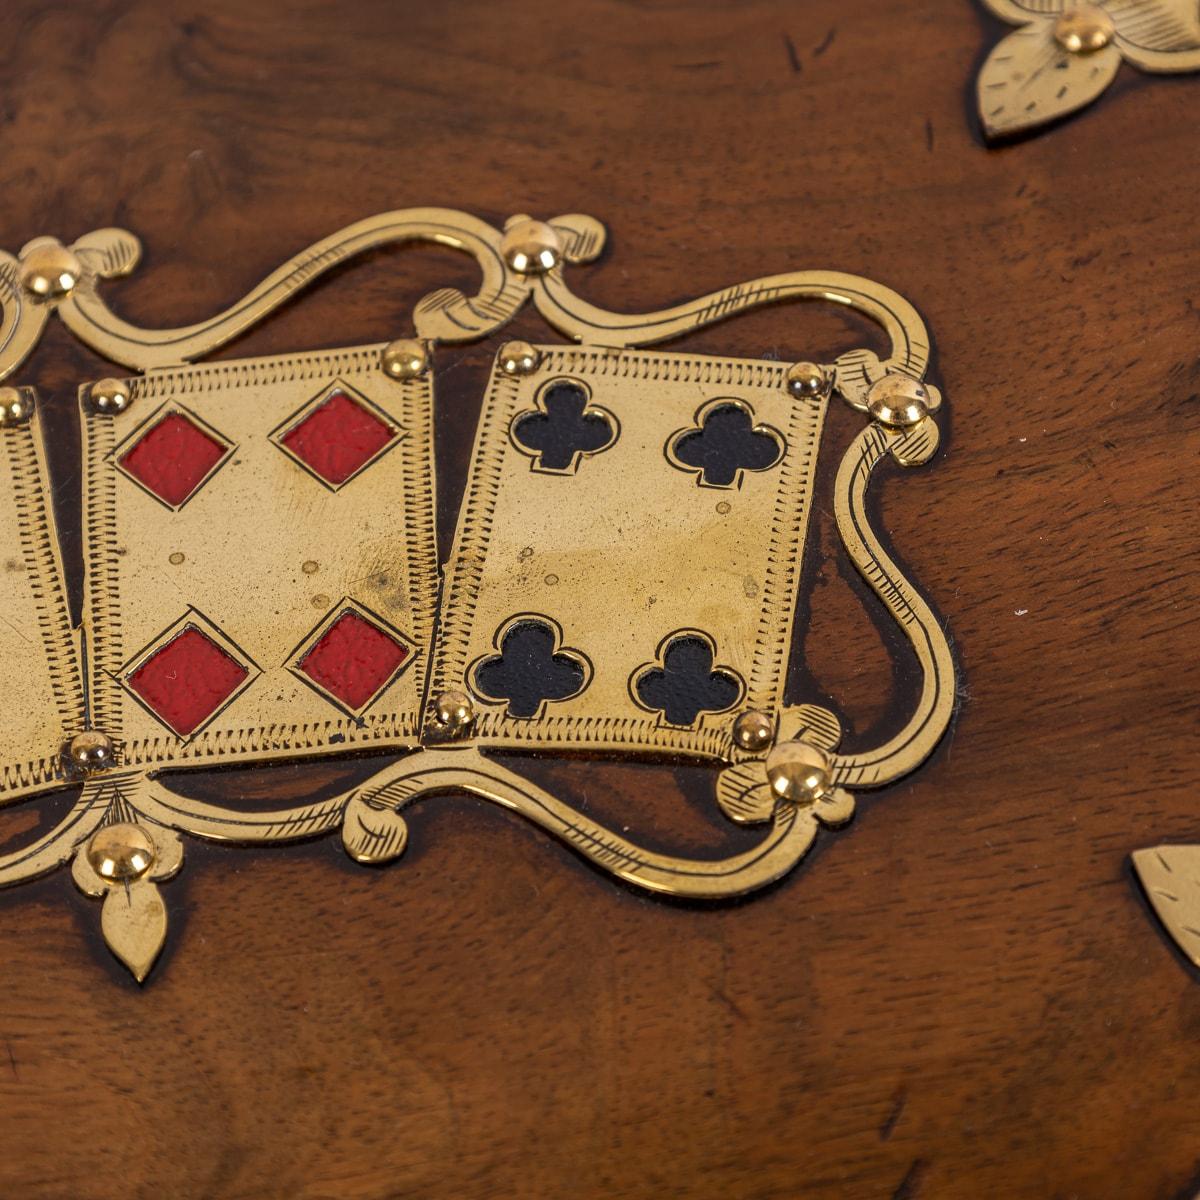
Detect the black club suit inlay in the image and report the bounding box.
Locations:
[511,380,617,473]
[668,401,784,488]
[472,617,588,718]
[635,634,741,727]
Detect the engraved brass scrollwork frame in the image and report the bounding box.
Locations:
[0,209,953,979]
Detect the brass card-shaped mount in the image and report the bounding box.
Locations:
[82,348,437,769]
[431,345,827,761]
[0,211,954,979]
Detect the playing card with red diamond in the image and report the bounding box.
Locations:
[80,345,438,771]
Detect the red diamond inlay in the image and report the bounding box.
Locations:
[280,390,396,487]
[127,626,249,736]
[119,412,229,508]
[298,609,408,712]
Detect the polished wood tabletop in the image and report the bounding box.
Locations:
[1,1,1198,1197]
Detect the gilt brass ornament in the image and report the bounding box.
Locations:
[976,0,1200,139]
[1133,848,1200,970]
[0,209,954,980]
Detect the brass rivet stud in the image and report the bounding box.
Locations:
[498,340,542,376]
[433,689,475,736]
[0,387,32,426]
[63,729,116,774]
[866,375,931,428]
[785,362,830,400]
[1054,4,1115,53]
[18,238,83,300]
[381,338,429,380]
[86,822,156,883]
[765,740,831,803]
[501,216,562,275]
[733,709,775,753]
[89,378,132,415]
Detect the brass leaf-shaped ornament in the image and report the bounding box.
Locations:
[101,879,167,983]
[979,0,1065,18]
[342,794,410,865]
[147,824,185,882]
[71,845,108,898]
[716,760,775,826]
[891,415,941,468]
[719,706,845,825]
[977,22,1122,139]
[0,252,19,306]
[1114,0,1200,71]
[813,788,856,828]
[783,704,843,752]
[833,349,886,412]
[69,227,142,279]
[1133,845,1200,968]
[548,213,608,264]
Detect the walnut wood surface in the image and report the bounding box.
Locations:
[1,1,1198,1197]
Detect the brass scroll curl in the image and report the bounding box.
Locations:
[59,208,527,369]
[536,263,932,381]
[536,214,931,402]
[0,208,542,381]
[119,750,820,900]
[342,751,820,898]
[828,420,954,790]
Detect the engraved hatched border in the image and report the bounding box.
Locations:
[745,393,825,711]
[118,345,390,400]
[83,392,127,735]
[426,364,521,707]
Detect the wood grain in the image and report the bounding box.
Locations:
[0,1,1198,1197]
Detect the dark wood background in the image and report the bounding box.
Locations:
[1,1,1198,1196]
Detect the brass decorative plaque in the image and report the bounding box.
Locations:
[0,210,954,979]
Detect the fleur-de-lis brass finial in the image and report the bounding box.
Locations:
[976,0,1200,140]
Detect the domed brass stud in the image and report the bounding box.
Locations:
[0,388,32,426]
[785,362,830,400]
[733,709,775,753]
[89,378,132,415]
[1054,4,1115,53]
[18,238,83,300]
[501,216,562,275]
[866,375,932,428]
[765,740,831,803]
[433,689,475,736]
[498,340,542,377]
[381,338,429,380]
[86,822,156,883]
[63,729,116,774]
